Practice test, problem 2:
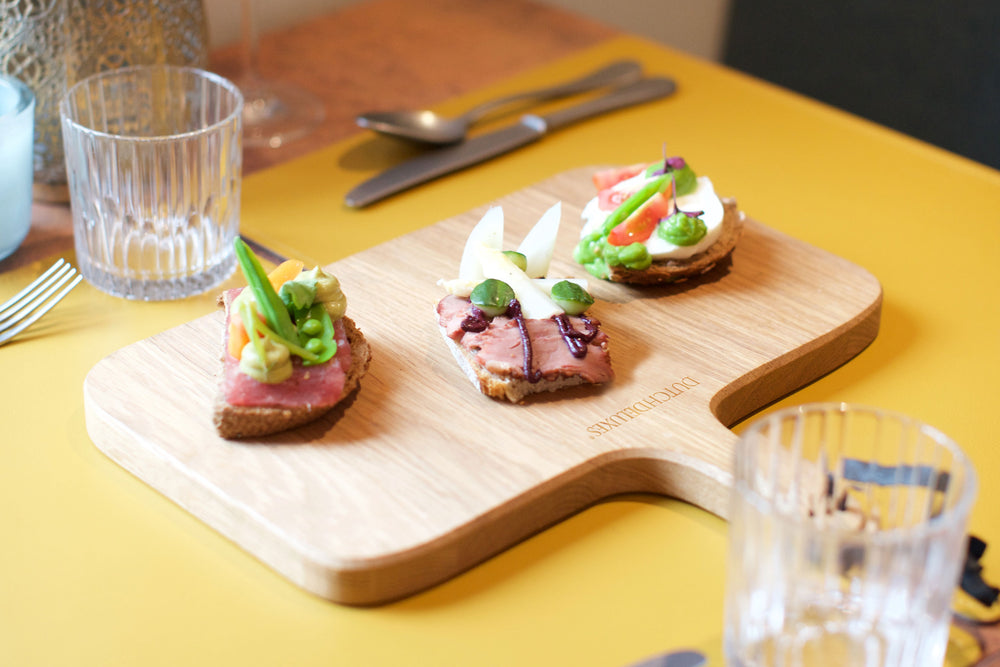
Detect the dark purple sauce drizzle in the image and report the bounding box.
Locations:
[505,301,543,383]
[460,306,489,332]
[554,313,598,358]
[460,299,598,384]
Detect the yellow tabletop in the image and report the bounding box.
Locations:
[2,35,998,666]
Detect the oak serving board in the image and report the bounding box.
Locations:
[84,167,882,605]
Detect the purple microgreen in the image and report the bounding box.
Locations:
[662,171,703,223]
[648,145,687,177]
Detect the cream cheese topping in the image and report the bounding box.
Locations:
[581,175,725,260]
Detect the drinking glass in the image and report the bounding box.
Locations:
[0,75,34,261]
[60,65,243,300]
[724,403,977,667]
[236,0,324,148]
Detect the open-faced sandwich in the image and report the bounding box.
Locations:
[573,156,744,284]
[436,203,614,403]
[214,239,371,438]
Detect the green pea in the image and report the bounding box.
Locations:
[470,278,515,317]
[601,240,622,267]
[612,242,651,270]
[300,318,323,336]
[625,254,652,271]
[580,258,610,280]
[574,237,602,264]
[305,337,325,354]
[297,303,337,366]
[618,242,648,264]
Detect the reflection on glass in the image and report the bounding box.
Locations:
[237,0,324,149]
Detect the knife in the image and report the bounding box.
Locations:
[239,235,288,265]
[344,76,677,208]
[625,649,707,667]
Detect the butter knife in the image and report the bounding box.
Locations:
[344,76,677,208]
[626,649,707,667]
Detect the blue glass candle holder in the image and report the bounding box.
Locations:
[0,75,35,261]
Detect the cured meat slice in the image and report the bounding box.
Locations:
[222,300,352,409]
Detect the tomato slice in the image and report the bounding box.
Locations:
[607,190,674,246]
[592,163,647,191]
[597,185,637,211]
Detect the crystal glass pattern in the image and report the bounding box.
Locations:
[68,0,208,80]
[724,403,977,667]
[60,65,242,300]
[1,0,208,193]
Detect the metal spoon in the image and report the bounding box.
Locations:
[355,59,643,145]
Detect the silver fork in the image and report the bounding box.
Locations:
[0,259,83,346]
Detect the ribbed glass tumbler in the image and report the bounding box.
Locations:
[60,66,242,300]
[724,404,977,667]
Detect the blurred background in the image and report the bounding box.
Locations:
[204,0,999,170]
[203,0,732,61]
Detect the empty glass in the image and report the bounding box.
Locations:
[724,403,977,667]
[60,65,243,300]
[236,0,324,148]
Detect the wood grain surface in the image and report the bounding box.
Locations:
[209,0,618,173]
[83,167,882,605]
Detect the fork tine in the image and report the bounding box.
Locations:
[0,259,67,318]
[0,263,83,346]
[0,264,78,332]
[0,262,75,328]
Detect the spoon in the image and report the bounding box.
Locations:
[355,59,643,145]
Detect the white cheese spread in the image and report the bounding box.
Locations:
[580,175,725,260]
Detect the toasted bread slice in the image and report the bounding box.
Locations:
[435,299,614,403]
[606,198,744,284]
[438,327,606,403]
[214,315,372,439]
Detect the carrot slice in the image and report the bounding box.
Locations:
[227,317,250,359]
[227,259,304,360]
[267,259,305,290]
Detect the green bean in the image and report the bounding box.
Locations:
[600,175,669,235]
[234,239,298,343]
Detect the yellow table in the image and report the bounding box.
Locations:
[2,35,998,667]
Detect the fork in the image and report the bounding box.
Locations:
[0,259,83,346]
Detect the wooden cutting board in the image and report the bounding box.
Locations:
[84,167,882,606]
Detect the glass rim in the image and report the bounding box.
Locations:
[59,64,244,142]
[0,75,34,120]
[734,402,979,538]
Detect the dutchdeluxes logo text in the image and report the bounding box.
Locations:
[586,376,700,438]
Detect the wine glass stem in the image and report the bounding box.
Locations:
[240,0,261,83]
